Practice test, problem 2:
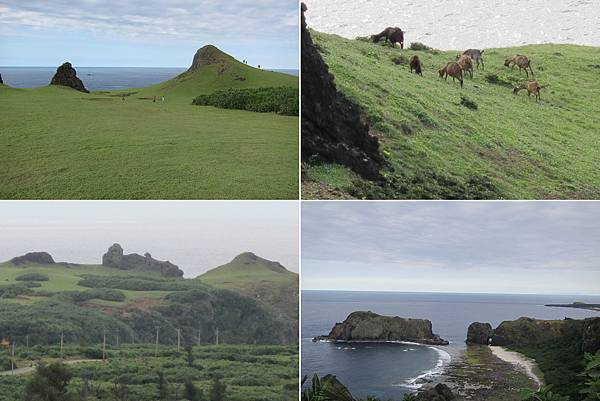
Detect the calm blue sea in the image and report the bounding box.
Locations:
[302,290,600,400]
[0,67,298,90]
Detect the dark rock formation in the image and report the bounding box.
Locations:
[467,317,600,353]
[50,62,89,93]
[313,311,449,345]
[0,73,3,84]
[301,3,385,181]
[232,252,288,272]
[10,252,55,266]
[102,243,183,277]
[186,45,231,74]
[466,322,493,345]
[417,383,456,401]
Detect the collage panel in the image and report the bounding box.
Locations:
[302,201,600,401]
[0,201,299,401]
[301,0,600,200]
[0,1,299,200]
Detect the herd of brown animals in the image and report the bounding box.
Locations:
[371,27,544,102]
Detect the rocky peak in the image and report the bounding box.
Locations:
[101,243,183,277]
[50,62,89,93]
[187,45,231,73]
[10,252,55,266]
[232,252,288,272]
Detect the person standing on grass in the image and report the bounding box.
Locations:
[122,94,125,102]
[161,96,165,102]
[153,96,156,103]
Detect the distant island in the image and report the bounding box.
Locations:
[313,310,449,345]
[545,301,600,312]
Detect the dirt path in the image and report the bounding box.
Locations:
[0,359,102,376]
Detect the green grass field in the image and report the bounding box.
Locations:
[303,31,600,199]
[0,49,298,199]
[0,344,298,401]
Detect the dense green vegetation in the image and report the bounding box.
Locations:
[304,30,600,199]
[14,273,49,282]
[193,87,299,115]
[0,47,298,200]
[0,344,298,401]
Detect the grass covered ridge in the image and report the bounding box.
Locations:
[193,87,299,116]
[304,31,600,199]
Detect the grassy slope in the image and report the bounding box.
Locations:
[198,254,299,321]
[0,54,298,199]
[305,31,600,199]
[0,261,173,304]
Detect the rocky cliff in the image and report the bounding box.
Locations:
[467,316,600,353]
[102,243,184,277]
[314,311,449,345]
[187,44,230,73]
[301,3,385,181]
[10,252,56,266]
[50,62,89,93]
[0,73,3,84]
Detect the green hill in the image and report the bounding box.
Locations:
[139,45,297,101]
[0,45,298,199]
[0,248,298,345]
[303,31,600,199]
[198,253,299,333]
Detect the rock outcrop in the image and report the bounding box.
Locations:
[102,243,183,277]
[10,252,55,266]
[417,383,456,401]
[187,45,230,72]
[301,3,385,181]
[0,73,3,84]
[466,322,493,345]
[467,317,600,353]
[50,62,89,93]
[313,311,449,345]
[232,252,288,273]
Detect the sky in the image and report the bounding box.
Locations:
[302,202,600,295]
[0,201,299,277]
[0,0,298,68]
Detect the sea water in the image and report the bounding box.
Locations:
[303,0,600,50]
[302,290,600,400]
[0,67,298,90]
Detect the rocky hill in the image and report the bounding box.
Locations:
[10,251,55,266]
[102,243,183,277]
[314,310,449,345]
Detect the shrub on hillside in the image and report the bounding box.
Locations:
[0,283,35,298]
[409,42,439,54]
[192,87,299,116]
[15,273,49,282]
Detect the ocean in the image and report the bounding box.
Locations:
[303,0,600,50]
[302,290,600,400]
[0,67,298,90]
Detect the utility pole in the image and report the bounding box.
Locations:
[116,328,120,348]
[177,328,181,352]
[215,328,219,345]
[102,330,107,361]
[155,327,159,357]
[26,335,29,348]
[197,328,201,346]
[11,341,15,375]
[60,332,64,359]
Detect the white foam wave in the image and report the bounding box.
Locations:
[394,346,452,390]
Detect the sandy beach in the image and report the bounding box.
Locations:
[490,346,543,387]
[304,0,600,50]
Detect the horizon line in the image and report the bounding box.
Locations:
[0,65,299,70]
[301,288,600,297]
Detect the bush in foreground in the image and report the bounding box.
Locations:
[193,87,298,116]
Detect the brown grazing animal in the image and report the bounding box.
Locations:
[371,27,404,49]
[504,55,534,77]
[513,80,543,101]
[443,62,464,87]
[456,54,474,78]
[438,62,452,78]
[409,55,423,75]
[462,49,484,69]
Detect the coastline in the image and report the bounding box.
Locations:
[490,346,543,387]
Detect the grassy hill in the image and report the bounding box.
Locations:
[0,45,298,200]
[198,253,299,331]
[0,250,298,345]
[303,31,600,199]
